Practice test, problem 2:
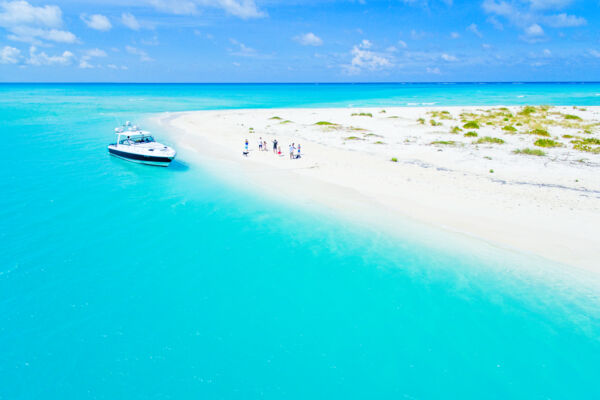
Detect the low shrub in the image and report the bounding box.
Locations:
[476,136,504,144]
[463,121,480,129]
[464,131,478,137]
[513,148,546,156]
[534,139,562,148]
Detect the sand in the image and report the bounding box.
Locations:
[153,106,600,273]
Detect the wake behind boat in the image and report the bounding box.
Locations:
[108,122,176,167]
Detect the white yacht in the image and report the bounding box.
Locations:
[108,122,176,167]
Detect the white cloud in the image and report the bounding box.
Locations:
[467,23,482,37]
[228,38,258,57]
[528,0,572,10]
[487,16,503,30]
[81,14,111,31]
[525,23,544,36]
[27,45,74,66]
[0,1,62,28]
[107,63,128,70]
[294,32,322,46]
[121,12,141,30]
[450,32,460,39]
[85,48,107,58]
[426,67,441,74]
[589,49,600,58]
[543,48,551,56]
[398,40,407,48]
[410,29,426,40]
[0,45,20,63]
[344,39,392,74]
[149,0,265,19]
[544,13,586,27]
[7,26,77,44]
[483,0,585,32]
[441,53,457,61]
[0,1,78,44]
[126,45,153,62]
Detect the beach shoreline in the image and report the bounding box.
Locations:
[153,106,600,273]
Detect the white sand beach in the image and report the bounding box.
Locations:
[155,106,600,272]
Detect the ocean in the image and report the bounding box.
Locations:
[1,83,599,399]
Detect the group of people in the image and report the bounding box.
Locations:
[244,137,302,159]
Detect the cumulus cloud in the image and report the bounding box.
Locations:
[544,13,586,27]
[81,14,111,31]
[398,40,407,48]
[0,45,20,63]
[0,1,78,44]
[126,45,153,62]
[467,23,482,37]
[121,13,141,30]
[450,32,460,39]
[294,32,323,46]
[27,45,75,66]
[441,53,458,61]
[482,0,586,35]
[344,39,392,75]
[525,23,544,36]
[0,0,62,28]
[149,0,265,19]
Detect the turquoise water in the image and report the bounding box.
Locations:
[1,83,600,399]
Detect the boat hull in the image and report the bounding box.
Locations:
[108,147,174,167]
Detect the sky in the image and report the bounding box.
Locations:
[0,0,599,82]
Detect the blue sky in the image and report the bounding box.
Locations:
[0,0,599,82]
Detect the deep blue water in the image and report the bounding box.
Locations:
[1,83,599,399]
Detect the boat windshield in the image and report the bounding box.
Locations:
[119,135,155,144]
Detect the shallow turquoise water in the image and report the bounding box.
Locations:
[1,83,600,399]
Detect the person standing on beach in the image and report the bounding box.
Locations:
[258,137,263,151]
[289,143,295,159]
[297,144,301,159]
[273,139,278,154]
[263,140,267,151]
[243,139,249,156]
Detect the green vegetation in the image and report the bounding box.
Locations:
[430,140,456,145]
[562,134,575,139]
[345,136,361,140]
[315,121,337,126]
[489,169,494,173]
[463,121,480,129]
[528,128,550,137]
[513,148,546,156]
[476,136,504,144]
[564,114,582,120]
[450,126,463,134]
[430,119,443,126]
[502,125,517,132]
[417,118,425,125]
[280,120,292,124]
[518,106,537,116]
[464,131,478,137]
[571,137,600,154]
[379,110,386,113]
[351,112,373,117]
[374,141,386,144]
[428,110,453,120]
[363,132,382,137]
[391,157,398,162]
[387,116,399,119]
[534,139,562,148]
[269,116,282,120]
[349,126,368,131]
